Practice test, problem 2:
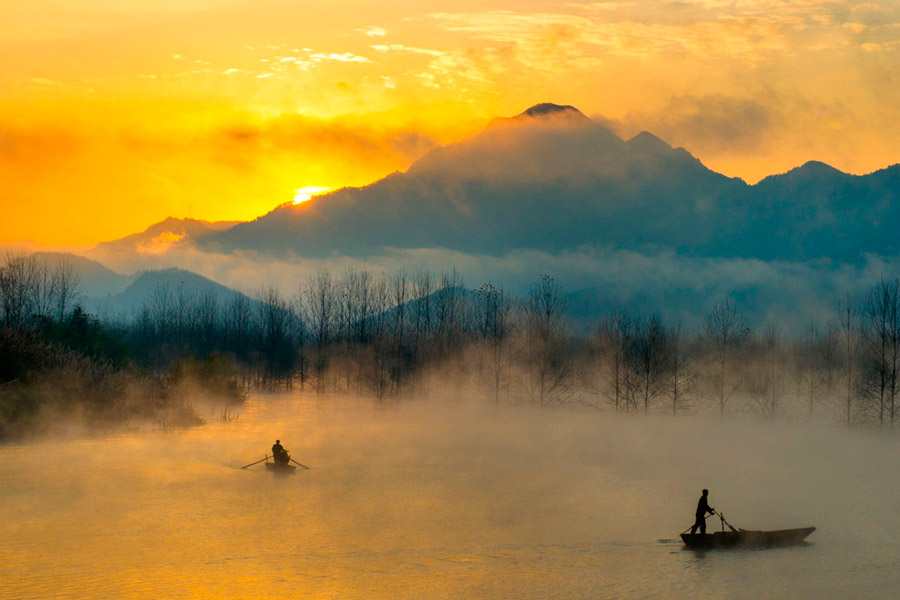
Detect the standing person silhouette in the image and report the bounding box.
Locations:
[690,489,716,535]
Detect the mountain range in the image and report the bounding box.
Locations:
[193,103,900,263]
[22,102,900,328]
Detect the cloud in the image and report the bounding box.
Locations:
[84,240,900,336]
[0,112,442,245]
[607,94,780,155]
[360,26,387,37]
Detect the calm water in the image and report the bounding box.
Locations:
[2,396,898,599]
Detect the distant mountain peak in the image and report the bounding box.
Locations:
[488,103,591,130]
[756,160,849,187]
[796,160,844,174]
[520,103,584,118]
[626,131,673,153]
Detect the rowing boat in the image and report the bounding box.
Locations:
[265,461,296,473]
[681,526,815,549]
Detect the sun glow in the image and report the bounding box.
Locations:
[293,186,331,204]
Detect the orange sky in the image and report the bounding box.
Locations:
[2,0,900,246]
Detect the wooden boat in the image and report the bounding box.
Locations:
[681,526,815,549]
[240,453,308,472]
[265,461,296,473]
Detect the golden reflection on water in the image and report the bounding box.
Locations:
[2,395,900,599]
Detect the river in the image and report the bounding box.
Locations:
[2,395,898,599]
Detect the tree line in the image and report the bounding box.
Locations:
[2,252,899,436]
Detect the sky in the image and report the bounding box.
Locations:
[2,0,900,246]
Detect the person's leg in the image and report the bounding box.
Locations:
[691,515,702,534]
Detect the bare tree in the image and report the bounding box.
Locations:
[30,262,54,322]
[367,273,393,399]
[301,270,338,393]
[389,270,411,394]
[703,297,748,416]
[434,269,466,359]
[861,278,900,426]
[749,321,787,420]
[795,322,826,419]
[194,290,220,356]
[629,314,668,413]
[51,259,82,322]
[592,310,632,412]
[473,282,514,405]
[411,269,434,373]
[521,274,572,406]
[0,253,41,328]
[225,291,254,386]
[256,286,295,390]
[666,320,693,414]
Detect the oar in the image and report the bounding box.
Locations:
[290,457,310,470]
[240,455,269,469]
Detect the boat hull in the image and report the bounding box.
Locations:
[681,527,815,549]
[265,462,296,473]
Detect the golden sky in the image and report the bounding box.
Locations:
[2,0,900,246]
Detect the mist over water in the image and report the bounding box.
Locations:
[2,395,898,599]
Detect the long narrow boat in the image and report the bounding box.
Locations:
[681,526,815,549]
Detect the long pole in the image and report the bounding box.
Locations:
[240,455,270,469]
[290,457,311,470]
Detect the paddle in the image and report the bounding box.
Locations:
[240,455,270,469]
[290,457,310,470]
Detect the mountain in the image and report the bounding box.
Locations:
[89,217,240,257]
[88,267,260,318]
[30,252,134,298]
[197,103,900,264]
[743,161,900,260]
[202,103,750,258]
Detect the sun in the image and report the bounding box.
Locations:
[293,186,331,204]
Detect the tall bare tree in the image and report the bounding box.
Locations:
[302,270,338,392]
[51,259,82,322]
[861,278,900,426]
[666,320,693,414]
[630,314,668,413]
[522,274,572,406]
[0,253,41,328]
[703,297,748,416]
[835,294,863,425]
[749,321,787,420]
[473,282,514,404]
[592,310,633,412]
[795,322,826,419]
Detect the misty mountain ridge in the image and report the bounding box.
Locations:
[200,102,751,258]
[90,217,239,258]
[88,267,260,318]
[192,101,900,264]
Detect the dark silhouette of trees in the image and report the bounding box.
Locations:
[7,250,900,438]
